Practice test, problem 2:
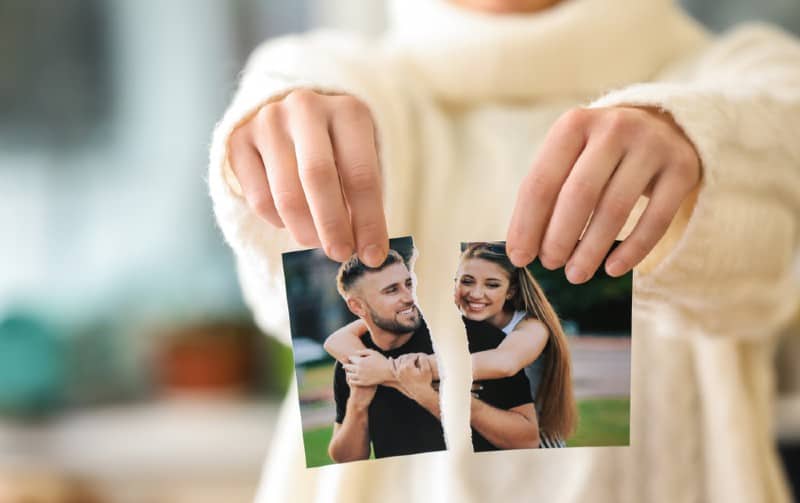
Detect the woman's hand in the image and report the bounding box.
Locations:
[227,89,388,266]
[343,349,395,386]
[506,106,701,282]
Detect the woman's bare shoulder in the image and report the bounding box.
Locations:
[512,317,548,338]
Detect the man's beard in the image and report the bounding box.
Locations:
[367,304,422,335]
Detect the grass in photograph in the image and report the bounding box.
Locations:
[302,397,629,466]
[304,425,375,468]
[567,397,630,447]
[304,425,335,468]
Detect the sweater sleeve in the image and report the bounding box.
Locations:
[588,23,800,338]
[208,30,411,344]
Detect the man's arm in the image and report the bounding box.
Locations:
[470,400,540,450]
[327,385,375,463]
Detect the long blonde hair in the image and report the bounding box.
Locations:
[461,242,577,439]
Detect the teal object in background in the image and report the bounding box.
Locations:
[0,313,64,417]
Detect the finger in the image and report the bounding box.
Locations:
[506,109,589,267]
[288,96,355,262]
[355,349,375,357]
[605,172,688,277]
[257,106,319,247]
[565,151,655,283]
[419,355,432,372]
[329,96,388,267]
[228,133,284,228]
[538,135,623,270]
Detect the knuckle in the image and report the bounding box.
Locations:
[563,176,599,202]
[337,95,370,117]
[299,157,335,183]
[558,108,591,132]
[522,170,557,201]
[344,162,379,194]
[249,193,275,219]
[283,88,318,109]
[317,214,346,238]
[602,192,633,222]
[255,102,283,131]
[272,188,307,216]
[603,109,633,136]
[354,218,383,240]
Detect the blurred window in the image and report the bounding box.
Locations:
[0,0,110,150]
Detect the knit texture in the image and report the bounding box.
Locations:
[207,1,800,501]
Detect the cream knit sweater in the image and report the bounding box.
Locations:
[208,1,800,501]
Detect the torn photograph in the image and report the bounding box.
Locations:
[283,237,446,467]
[283,237,631,468]
[455,241,631,451]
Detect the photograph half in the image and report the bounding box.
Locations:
[457,241,631,451]
[283,236,447,468]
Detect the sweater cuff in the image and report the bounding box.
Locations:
[587,83,800,337]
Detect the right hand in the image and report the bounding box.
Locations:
[227,89,389,266]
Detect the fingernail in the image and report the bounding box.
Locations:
[329,243,353,262]
[566,264,588,284]
[508,250,531,267]
[606,259,625,277]
[362,244,385,267]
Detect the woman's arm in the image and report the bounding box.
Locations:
[323,319,369,363]
[471,318,549,380]
[470,401,540,450]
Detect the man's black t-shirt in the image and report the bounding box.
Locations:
[333,320,446,459]
[463,317,535,452]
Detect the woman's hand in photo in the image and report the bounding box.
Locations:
[227,89,388,266]
[506,106,701,283]
[343,349,395,386]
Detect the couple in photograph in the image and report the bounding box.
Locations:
[325,242,576,462]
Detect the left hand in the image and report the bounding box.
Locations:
[392,353,436,403]
[506,106,701,283]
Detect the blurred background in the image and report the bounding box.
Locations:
[0,0,798,501]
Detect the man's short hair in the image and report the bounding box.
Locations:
[336,249,406,298]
